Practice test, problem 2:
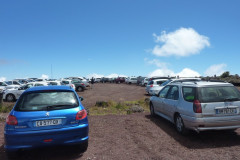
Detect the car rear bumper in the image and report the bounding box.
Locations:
[181,114,240,132]
[4,123,89,152]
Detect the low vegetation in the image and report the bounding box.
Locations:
[88,98,150,116]
[0,102,14,113]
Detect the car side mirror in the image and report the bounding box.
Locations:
[79,96,84,101]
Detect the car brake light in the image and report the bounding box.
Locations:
[193,100,202,113]
[71,84,74,88]
[81,83,85,85]
[76,109,87,120]
[150,84,153,87]
[6,115,18,125]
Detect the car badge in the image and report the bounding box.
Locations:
[46,112,50,117]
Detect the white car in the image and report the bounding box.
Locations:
[141,78,149,86]
[4,81,22,89]
[0,81,8,93]
[146,79,168,94]
[3,82,48,102]
[149,78,201,96]
[61,79,76,90]
[47,81,62,86]
[127,77,137,84]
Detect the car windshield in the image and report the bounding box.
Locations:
[5,81,12,85]
[160,80,172,86]
[198,86,240,103]
[15,91,79,111]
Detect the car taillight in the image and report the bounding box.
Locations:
[6,115,18,125]
[81,83,85,85]
[150,84,153,87]
[71,84,74,88]
[193,100,202,113]
[76,109,87,120]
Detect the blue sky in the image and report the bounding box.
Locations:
[0,0,240,80]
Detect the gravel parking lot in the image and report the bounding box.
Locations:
[1,83,240,160]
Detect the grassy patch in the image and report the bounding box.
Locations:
[0,102,14,113]
[89,98,150,116]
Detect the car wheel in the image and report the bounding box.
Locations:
[175,114,188,135]
[6,94,15,102]
[150,103,155,116]
[77,87,83,92]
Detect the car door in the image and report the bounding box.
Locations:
[163,86,180,121]
[153,85,171,114]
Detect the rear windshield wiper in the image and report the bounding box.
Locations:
[224,98,240,102]
[46,104,75,110]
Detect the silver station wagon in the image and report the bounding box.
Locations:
[149,81,240,134]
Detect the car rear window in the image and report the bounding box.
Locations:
[15,91,79,111]
[156,80,167,85]
[198,86,240,103]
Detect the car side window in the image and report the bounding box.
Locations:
[166,86,179,100]
[159,86,171,98]
[13,81,19,85]
[182,87,196,102]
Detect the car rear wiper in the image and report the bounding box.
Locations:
[46,104,74,110]
[224,98,239,102]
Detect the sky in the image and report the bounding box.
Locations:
[0,0,240,80]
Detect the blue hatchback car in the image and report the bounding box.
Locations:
[4,86,89,152]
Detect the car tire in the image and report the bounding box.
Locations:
[150,103,156,117]
[6,94,16,102]
[77,87,84,92]
[175,114,188,135]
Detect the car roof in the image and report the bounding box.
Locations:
[170,81,233,87]
[26,85,73,92]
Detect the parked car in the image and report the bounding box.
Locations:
[150,81,240,134]
[0,81,7,93]
[3,82,48,102]
[35,78,47,82]
[47,81,63,86]
[4,86,89,154]
[146,79,168,95]
[141,78,149,87]
[4,81,22,89]
[126,77,137,84]
[100,77,110,83]
[61,79,85,92]
[149,78,201,96]
[137,76,146,86]
[69,77,90,87]
[115,77,125,83]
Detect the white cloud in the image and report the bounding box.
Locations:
[152,28,210,57]
[87,73,104,79]
[204,64,227,76]
[145,58,168,68]
[148,69,175,77]
[148,68,200,78]
[0,77,6,81]
[86,73,128,79]
[40,74,49,79]
[176,68,201,77]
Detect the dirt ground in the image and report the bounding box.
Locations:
[1,83,240,160]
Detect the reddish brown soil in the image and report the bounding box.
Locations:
[1,84,240,160]
[79,83,147,108]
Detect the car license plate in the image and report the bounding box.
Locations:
[36,119,62,127]
[216,108,237,115]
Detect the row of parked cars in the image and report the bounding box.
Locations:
[0,77,90,102]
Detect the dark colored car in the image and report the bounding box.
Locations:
[115,77,125,83]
